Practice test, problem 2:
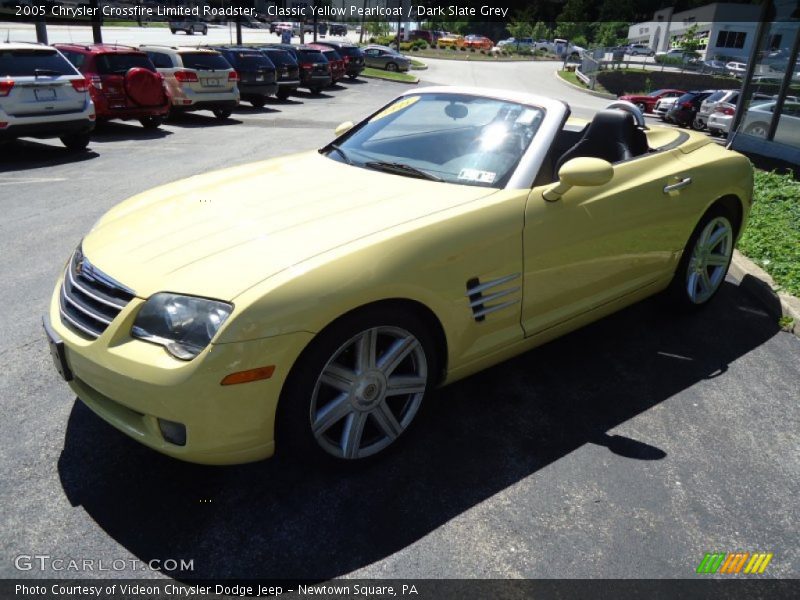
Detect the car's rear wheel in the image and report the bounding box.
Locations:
[385,62,398,72]
[666,204,735,310]
[348,74,358,80]
[310,86,323,94]
[691,117,705,130]
[745,122,769,138]
[278,307,438,462]
[60,133,90,151]
[277,88,291,100]
[249,97,266,109]
[212,109,232,120]
[139,116,163,129]
[635,101,646,113]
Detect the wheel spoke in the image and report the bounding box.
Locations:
[341,412,367,458]
[377,336,419,376]
[385,375,427,396]
[706,225,729,251]
[355,329,377,373]
[371,402,403,440]
[700,270,712,295]
[706,253,729,267]
[312,393,351,435]
[319,364,356,392]
[687,272,700,301]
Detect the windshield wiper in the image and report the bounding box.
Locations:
[328,144,352,165]
[34,69,63,78]
[364,161,442,182]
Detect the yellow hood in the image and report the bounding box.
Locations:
[83,151,496,300]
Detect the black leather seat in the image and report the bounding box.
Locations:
[555,110,649,175]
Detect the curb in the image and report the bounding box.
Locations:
[729,250,800,336]
[360,73,419,84]
[554,70,616,100]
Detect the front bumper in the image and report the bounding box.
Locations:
[46,278,313,465]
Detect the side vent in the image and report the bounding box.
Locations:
[466,273,521,322]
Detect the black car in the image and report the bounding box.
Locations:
[264,44,331,94]
[313,41,365,79]
[258,47,301,100]
[328,23,348,36]
[666,91,715,128]
[215,47,277,108]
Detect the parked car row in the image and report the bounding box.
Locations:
[0,40,368,150]
[619,83,797,146]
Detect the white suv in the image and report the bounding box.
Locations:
[0,42,95,150]
[139,45,239,120]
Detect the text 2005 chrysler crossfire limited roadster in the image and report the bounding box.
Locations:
[45,87,753,464]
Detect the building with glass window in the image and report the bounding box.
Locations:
[730,0,800,167]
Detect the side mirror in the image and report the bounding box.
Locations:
[543,157,614,201]
[335,121,354,137]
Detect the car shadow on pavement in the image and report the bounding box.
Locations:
[58,281,779,582]
[0,140,98,172]
[166,113,243,128]
[91,121,173,142]
[292,90,336,100]
[233,105,282,115]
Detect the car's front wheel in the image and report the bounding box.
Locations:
[385,62,399,72]
[635,101,647,113]
[212,109,232,120]
[666,204,736,310]
[278,307,438,461]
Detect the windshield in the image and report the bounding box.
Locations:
[648,89,668,97]
[326,93,545,188]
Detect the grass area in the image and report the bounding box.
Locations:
[409,58,427,70]
[738,170,800,296]
[556,69,611,95]
[361,68,418,84]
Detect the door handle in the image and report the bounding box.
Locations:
[663,177,693,193]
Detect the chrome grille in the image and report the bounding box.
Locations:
[59,249,135,339]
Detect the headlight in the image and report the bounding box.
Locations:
[132,293,233,360]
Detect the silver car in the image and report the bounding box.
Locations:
[0,42,95,150]
[362,45,411,72]
[740,100,800,144]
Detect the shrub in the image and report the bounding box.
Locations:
[460,46,467,52]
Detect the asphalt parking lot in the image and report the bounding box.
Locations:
[1,60,799,582]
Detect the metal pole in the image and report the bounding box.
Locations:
[360,0,368,44]
[35,15,48,45]
[90,0,102,43]
[729,0,772,136]
[236,14,243,45]
[313,0,318,43]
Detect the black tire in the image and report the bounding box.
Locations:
[277,305,439,463]
[310,86,323,94]
[170,29,176,34]
[202,28,208,36]
[249,96,267,109]
[212,109,232,120]
[60,133,90,151]
[708,128,720,137]
[348,74,358,80]
[385,62,398,72]
[277,88,291,100]
[691,117,705,131]
[635,102,646,113]
[665,203,736,311]
[139,115,162,129]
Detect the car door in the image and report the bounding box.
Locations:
[521,150,693,335]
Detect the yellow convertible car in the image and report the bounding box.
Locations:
[45,87,753,465]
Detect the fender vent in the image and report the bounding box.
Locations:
[466,273,521,322]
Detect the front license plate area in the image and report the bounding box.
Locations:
[43,316,72,382]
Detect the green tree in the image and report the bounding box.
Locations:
[507,18,532,40]
[531,21,552,42]
[595,21,629,47]
[556,0,592,41]
[679,23,702,57]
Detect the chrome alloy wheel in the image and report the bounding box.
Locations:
[309,326,428,459]
[686,216,733,304]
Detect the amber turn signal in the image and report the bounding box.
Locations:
[220,365,276,386]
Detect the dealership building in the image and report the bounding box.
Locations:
[630,1,799,167]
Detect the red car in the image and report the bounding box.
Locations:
[307,44,345,84]
[618,89,685,114]
[55,44,170,129]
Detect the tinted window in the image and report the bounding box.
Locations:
[221,50,274,70]
[0,49,77,76]
[179,53,232,71]
[146,51,173,69]
[323,50,341,61]
[96,53,155,74]
[61,50,86,69]
[706,91,727,102]
[262,49,297,66]
[331,46,361,58]
[297,50,327,63]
